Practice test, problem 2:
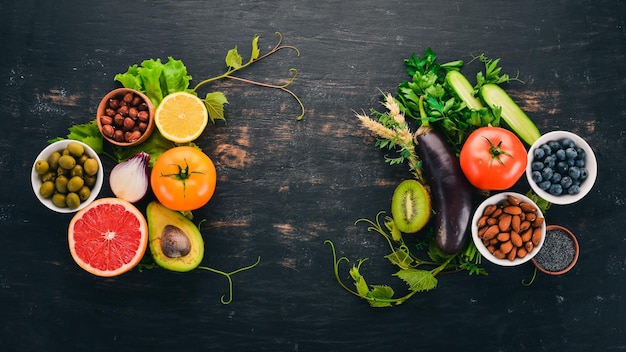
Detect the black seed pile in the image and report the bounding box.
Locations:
[534,229,576,272]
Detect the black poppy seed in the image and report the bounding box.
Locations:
[534,229,576,272]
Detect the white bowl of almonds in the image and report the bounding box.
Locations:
[471,192,546,266]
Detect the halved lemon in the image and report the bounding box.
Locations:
[155,92,208,143]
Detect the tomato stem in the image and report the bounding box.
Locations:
[159,158,205,198]
[484,136,512,167]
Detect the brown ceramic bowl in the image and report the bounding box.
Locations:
[96,88,155,147]
[532,225,579,275]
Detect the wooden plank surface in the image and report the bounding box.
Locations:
[1,0,625,350]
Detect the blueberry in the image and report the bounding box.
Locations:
[579,167,588,180]
[567,158,576,167]
[532,171,543,183]
[568,184,581,195]
[575,159,585,168]
[569,166,581,180]
[532,161,544,171]
[544,155,556,168]
[549,183,563,195]
[556,161,569,175]
[565,147,578,160]
[555,149,566,161]
[561,138,575,149]
[539,180,552,191]
[541,167,554,181]
[561,176,573,189]
[575,147,586,160]
[533,147,545,160]
[541,144,552,156]
[548,140,561,151]
[550,172,562,183]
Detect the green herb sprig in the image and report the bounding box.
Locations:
[326,211,486,308]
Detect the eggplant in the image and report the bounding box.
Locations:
[415,126,474,254]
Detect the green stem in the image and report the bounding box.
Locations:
[418,95,430,127]
[198,256,261,305]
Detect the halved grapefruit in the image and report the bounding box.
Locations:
[68,197,148,277]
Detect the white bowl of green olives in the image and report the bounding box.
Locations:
[31,140,103,213]
[526,131,597,205]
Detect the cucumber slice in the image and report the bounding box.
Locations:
[445,70,483,110]
[480,83,541,145]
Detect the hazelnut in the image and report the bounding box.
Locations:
[105,108,116,117]
[108,98,120,110]
[123,117,135,131]
[137,111,149,122]
[113,129,124,142]
[128,107,138,119]
[117,105,129,117]
[101,124,115,137]
[100,115,113,126]
[123,92,134,103]
[132,96,142,106]
[114,114,124,127]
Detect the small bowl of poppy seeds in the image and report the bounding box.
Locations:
[532,225,579,275]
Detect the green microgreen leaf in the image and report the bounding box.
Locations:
[394,268,438,292]
[203,91,229,123]
[225,47,243,70]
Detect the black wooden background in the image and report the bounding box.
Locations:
[1,0,625,351]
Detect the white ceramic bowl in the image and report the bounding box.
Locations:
[471,192,546,266]
[31,140,103,213]
[526,131,597,205]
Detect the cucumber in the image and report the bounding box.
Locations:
[480,83,541,145]
[445,70,483,110]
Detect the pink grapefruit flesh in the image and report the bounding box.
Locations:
[68,198,148,277]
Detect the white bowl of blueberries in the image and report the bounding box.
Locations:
[526,131,597,205]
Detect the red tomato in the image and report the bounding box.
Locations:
[460,127,528,191]
[150,146,217,211]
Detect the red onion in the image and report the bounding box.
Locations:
[109,152,150,203]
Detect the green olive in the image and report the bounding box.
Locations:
[48,151,61,169]
[67,142,84,158]
[84,175,96,187]
[77,186,91,201]
[58,155,77,170]
[66,192,81,209]
[56,166,69,177]
[41,171,56,183]
[52,193,67,208]
[67,176,85,193]
[55,175,69,193]
[77,154,89,165]
[83,158,99,176]
[35,160,49,175]
[62,148,71,156]
[39,181,55,198]
[70,165,84,177]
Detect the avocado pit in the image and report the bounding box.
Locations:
[161,225,192,258]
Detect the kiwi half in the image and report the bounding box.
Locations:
[391,179,431,233]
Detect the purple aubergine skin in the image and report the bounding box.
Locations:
[415,127,474,254]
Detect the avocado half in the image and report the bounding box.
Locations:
[146,201,204,272]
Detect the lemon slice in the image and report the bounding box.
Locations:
[155,92,208,143]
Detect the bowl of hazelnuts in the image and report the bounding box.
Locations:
[96,88,155,146]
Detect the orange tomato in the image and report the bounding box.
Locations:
[150,146,216,211]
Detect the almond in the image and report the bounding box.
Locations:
[531,227,542,246]
[497,232,510,242]
[520,202,536,213]
[520,228,533,242]
[477,215,488,228]
[483,225,500,240]
[511,215,521,233]
[498,214,512,232]
[500,240,513,254]
[506,195,521,206]
[503,205,522,215]
[511,231,523,247]
[507,247,517,261]
[483,204,497,216]
[517,247,528,258]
